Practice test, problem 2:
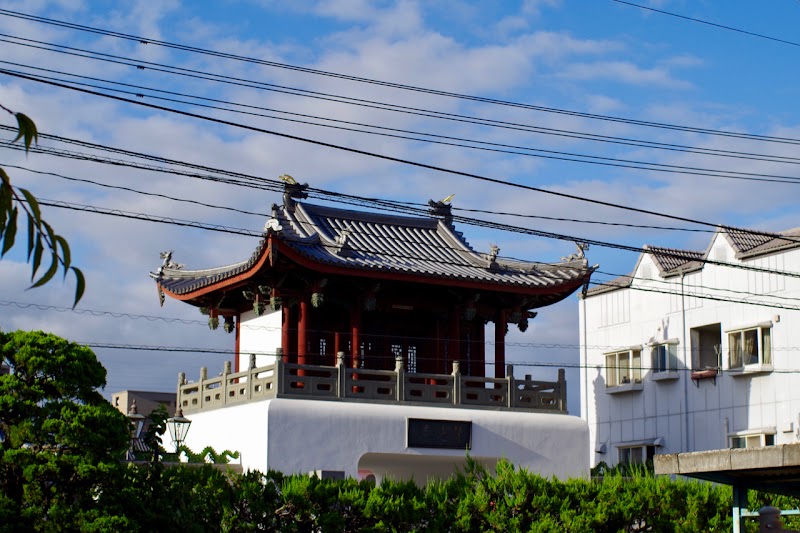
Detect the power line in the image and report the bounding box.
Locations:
[3,7,800,146]
[4,39,800,170]
[4,159,711,234]
[6,62,800,186]
[22,193,800,285]
[79,343,800,371]
[612,0,800,48]
[7,67,798,240]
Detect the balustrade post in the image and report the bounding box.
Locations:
[245,354,256,401]
[506,364,515,408]
[452,361,461,405]
[199,366,207,409]
[395,356,405,402]
[276,357,284,396]
[223,361,231,405]
[336,351,346,399]
[177,372,186,412]
[558,368,567,412]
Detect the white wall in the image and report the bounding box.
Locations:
[238,309,282,370]
[581,241,800,467]
[183,398,590,483]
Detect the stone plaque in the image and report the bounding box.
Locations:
[407,418,471,449]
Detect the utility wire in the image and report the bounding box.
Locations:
[21,193,800,285]
[612,0,800,48]
[3,8,800,145]
[6,62,800,186]
[78,343,800,371]
[4,39,800,169]
[3,159,712,234]
[7,67,799,240]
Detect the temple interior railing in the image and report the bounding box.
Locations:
[177,353,567,414]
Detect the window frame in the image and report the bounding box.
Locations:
[604,346,643,392]
[726,322,773,373]
[618,444,657,466]
[729,430,776,449]
[649,339,680,379]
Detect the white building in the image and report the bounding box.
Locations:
[580,226,800,468]
[153,183,594,483]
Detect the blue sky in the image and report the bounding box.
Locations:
[1,0,799,411]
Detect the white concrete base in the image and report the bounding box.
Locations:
[179,398,590,483]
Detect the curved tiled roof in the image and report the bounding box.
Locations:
[153,201,592,297]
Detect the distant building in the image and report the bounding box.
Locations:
[580,226,800,468]
[151,182,595,483]
[111,390,177,430]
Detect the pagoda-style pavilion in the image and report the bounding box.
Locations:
[151,182,595,481]
[154,183,592,379]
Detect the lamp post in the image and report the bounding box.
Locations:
[126,400,145,461]
[166,406,192,454]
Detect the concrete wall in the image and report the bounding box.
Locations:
[183,398,590,483]
[580,237,800,467]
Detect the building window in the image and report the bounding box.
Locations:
[651,342,677,373]
[728,325,772,369]
[605,349,641,387]
[690,323,721,370]
[730,433,775,449]
[619,445,656,465]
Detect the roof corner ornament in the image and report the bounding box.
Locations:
[280,174,309,212]
[428,194,454,225]
[334,226,354,257]
[151,250,184,307]
[485,243,500,270]
[562,242,589,262]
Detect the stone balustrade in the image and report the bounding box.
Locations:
[177,352,567,415]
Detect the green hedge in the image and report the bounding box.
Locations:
[90,458,744,533]
[8,454,800,532]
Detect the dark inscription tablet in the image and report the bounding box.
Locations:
[407,418,471,449]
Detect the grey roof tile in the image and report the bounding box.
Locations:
[154,202,591,296]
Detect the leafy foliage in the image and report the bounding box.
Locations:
[0,106,84,306]
[0,329,796,531]
[0,330,131,531]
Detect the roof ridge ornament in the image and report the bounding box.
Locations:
[428,194,454,225]
[280,174,309,212]
[562,242,589,262]
[334,226,354,257]
[486,243,500,270]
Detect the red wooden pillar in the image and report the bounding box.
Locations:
[495,309,506,379]
[234,313,241,373]
[473,320,486,377]
[281,305,292,363]
[298,298,309,368]
[351,305,361,369]
[448,306,461,374]
[334,331,341,359]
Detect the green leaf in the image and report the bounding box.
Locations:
[1,206,17,256]
[27,214,34,260]
[54,235,71,276]
[30,250,59,289]
[0,167,10,186]
[31,235,43,280]
[42,220,55,247]
[13,113,38,153]
[19,188,41,226]
[72,267,85,307]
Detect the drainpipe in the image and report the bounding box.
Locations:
[582,296,589,424]
[681,272,690,453]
